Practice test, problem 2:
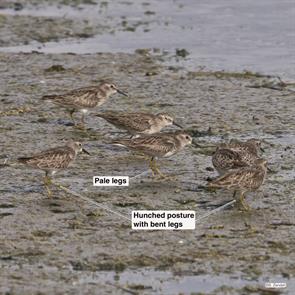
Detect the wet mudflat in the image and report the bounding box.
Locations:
[0,1,295,294]
[1,50,294,295]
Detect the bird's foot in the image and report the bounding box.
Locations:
[43,176,53,197]
[152,170,176,182]
[44,185,53,198]
[75,123,86,130]
[237,199,251,211]
[156,175,176,182]
[51,181,70,192]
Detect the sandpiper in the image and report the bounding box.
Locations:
[212,147,260,175]
[43,81,128,128]
[208,158,267,210]
[96,111,183,137]
[18,141,89,197]
[212,138,264,175]
[112,131,192,179]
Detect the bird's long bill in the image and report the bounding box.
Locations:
[116,89,128,97]
[173,121,184,129]
[260,147,265,152]
[82,148,90,155]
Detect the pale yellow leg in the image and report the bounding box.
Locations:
[149,158,157,177]
[54,182,69,192]
[238,192,251,211]
[149,158,175,181]
[69,109,76,124]
[44,176,53,198]
[72,111,87,130]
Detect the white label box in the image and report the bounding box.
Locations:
[132,210,196,230]
[93,176,129,187]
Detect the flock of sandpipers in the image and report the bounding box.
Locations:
[14,81,268,211]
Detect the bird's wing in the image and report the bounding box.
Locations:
[44,86,98,108]
[209,165,266,191]
[103,113,154,132]
[212,149,248,170]
[114,135,176,157]
[18,147,75,170]
[238,169,265,190]
[228,143,258,156]
[209,167,255,189]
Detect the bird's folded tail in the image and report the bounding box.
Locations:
[207,175,226,188]
[207,181,220,188]
[42,95,56,100]
[109,139,130,147]
[17,157,31,164]
[96,112,112,118]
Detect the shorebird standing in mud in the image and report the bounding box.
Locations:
[43,81,128,128]
[96,111,183,137]
[18,141,89,197]
[208,158,268,211]
[112,131,192,179]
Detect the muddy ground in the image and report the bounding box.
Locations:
[0,1,295,295]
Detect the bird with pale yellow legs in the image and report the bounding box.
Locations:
[43,81,128,129]
[18,141,90,197]
[112,131,192,180]
[208,158,267,211]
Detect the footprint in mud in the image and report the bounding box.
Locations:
[0,203,15,219]
[0,203,15,208]
[0,212,13,219]
[50,207,76,214]
[112,201,142,208]
[45,200,77,214]
[31,230,54,238]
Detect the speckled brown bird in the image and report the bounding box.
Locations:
[208,158,267,210]
[43,81,128,128]
[212,147,260,175]
[113,131,192,179]
[18,141,89,197]
[96,111,182,137]
[212,138,263,175]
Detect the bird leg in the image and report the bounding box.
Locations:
[237,191,251,211]
[75,114,86,130]
[81,113,86,126]
[43,175,53,198]
[149,158,175,181]
[53,182,70,192]
[68,109,76,124]
[149,157,157,177]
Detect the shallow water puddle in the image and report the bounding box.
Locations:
[74,268,293,294]
[0,0,294,77]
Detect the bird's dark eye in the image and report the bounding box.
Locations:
[186,136,190,140]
